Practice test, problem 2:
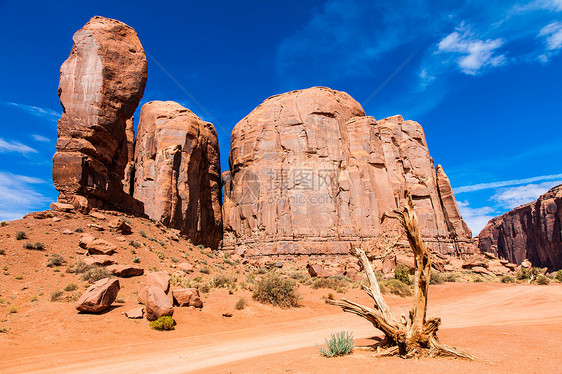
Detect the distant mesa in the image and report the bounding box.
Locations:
[222,87,475,256]
[478,184,562,270]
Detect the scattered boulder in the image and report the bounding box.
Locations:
[52,217,61,223]
[88,224,105,231]
[63,229,74,235]
[471,266,493,276]
[521,259,532,269]
[124,306,144,319]
[82,255,116,267]
[75,278,120,313]
[462,259,487,269]
[447,257,464,270]
[137,285,173,321]
[172,288,203,308]
[142,271,170,293]
[176,263,195,273]
[52,16,147,213]
[307,264,331,278]
[484,252,497,259]
[79,235,116,255]
[89,212,107,220]
[50,202,75,212]
[132,100,223,249]
[109,218,132,234]
[107,264,144,277]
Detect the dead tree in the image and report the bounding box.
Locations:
[327,192,475,359]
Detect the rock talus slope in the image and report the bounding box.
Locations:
[478,184,562,270]
[133,101,223,249]
[52,16,147,213]
[222,87,474,256]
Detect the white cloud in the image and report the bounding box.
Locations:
[457,200,497,235]
[454,173,562,193]
[32,134,51,143]
[436,26,505,75]
[0,137,37,154]
[491,180,562,209]
[1,101,60,122]
[0,172,48,221]
[539,21,562,55]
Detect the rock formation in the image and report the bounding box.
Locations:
[478,184,562,270]
[52,16,147,213]
[222,87,474,256]
[132,101,223,249]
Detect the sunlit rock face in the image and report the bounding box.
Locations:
[222,87,475,256]
[53,16,147,213]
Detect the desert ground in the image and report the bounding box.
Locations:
[1,211,561,374]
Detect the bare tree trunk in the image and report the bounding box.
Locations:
[326,191,475,359]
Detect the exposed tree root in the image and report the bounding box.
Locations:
[326,191,476,360]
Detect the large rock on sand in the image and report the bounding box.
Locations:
[52,16,146,213]
[479,184,562,270]
[138,285,174,321]
[133,101,222,249]
[222,87,474,256]
[75,278,120,313]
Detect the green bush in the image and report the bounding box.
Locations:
[380,279,412,297]
[536,275,550,285]
[235,297,247,310]
[252,273,300,308]
[150,316,176,331]
[317,331,354,357]
[556,270,562,282]
[15,231,27,240]
[47,254,66,268]
[501,275,516,283]
[64,283,79,292]
[394,264,412,285]
[430,272,445,285]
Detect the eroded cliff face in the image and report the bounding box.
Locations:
[52,16,147,213]
[478,185,562,270]
[222,87,474,256]
[133,101,223,249]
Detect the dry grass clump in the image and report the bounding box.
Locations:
[252,272,300,308]
[67,261,110,283]
[15,231,27,240]
[47,254,66,268]
[23,242,44,250]
[150,316,176,331]
[379,278,412,297]
[536,275,550,285]
[235,297,247,310]
[311,276,350,293]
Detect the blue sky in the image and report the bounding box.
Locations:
[0,0,561,235]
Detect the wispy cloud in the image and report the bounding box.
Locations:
[436,24,505,75]
[0,172,48,221]
[454,173,562,193]
[538,21,562,61]
[32,134,51,143]
[0,137,37,154]
[1,101,60,122]
[457,201,497,235]
[491,180,562,209]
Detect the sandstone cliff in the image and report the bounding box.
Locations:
[133,101,223,249]
[222,87,474,256]
[478,184,562,270]
[52,16,147,213]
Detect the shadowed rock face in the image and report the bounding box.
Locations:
[52,16,147,212]
[133,101,223,249]
[222,87,474,256]
[478,185,562,270]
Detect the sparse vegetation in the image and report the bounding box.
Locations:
[556,270,562,282]
[0,221,8,227]
[311,276,350,292]
[15,231,27,240]
[209,273,237,290]
[50,290,63,302]
[235,297,247,310]
[430,272,445,285]
[501,275,516,283]
[82,266,111,283]
[317,331,354,357]
[380,278,412,297]
[536,275,550,285]
[9,306,18,314]
[200,266,210,274]
[394,264,412,285]
[150,316,176,331]
[129,240,141,248]
[140,230,147,238]
[74,227,83,233]
[252,273,300,308]
[24,242,44,250]
[64,283,79,292]
[47,254,66,267]
[133,256,140,263]
[0,249,5,255]
[14,275,23,280]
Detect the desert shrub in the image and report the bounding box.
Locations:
[67,261,91,274]
[0,249,5,255]
[133,256,140,263]
[252,273,300,308]
[15,275,23,280]
[536,275,550,285]
[15,231,27,240]
[317,331,354,357]
[394,264,412,285]
[556,270,562,282]
[47,254,66,268]
[156,251,165,260]
[443,273,458,282]
[197,244,205,250]
[311,276,350,291]
[209,273,237,289]
[150,316,176,331]
[50,290,63,302]
[199,266,211,274]
[129,240,141,248]
[140,230,147,238]
[24,242,44,250]
[198,283,211,293]
[9,306,17,313]
[82,266,111,283]
[430,272,445,285]
[30,295,38,302]
[64,283,78,292]
[288,271,309,283]
[501,275,516,283]
[0,221,8,227]
[74,227,83,233]
[380,279,412,297]
[235,297,247,310]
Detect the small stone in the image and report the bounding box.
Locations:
[107,265,144,277]
[50,202,75,212]
[89,212,107,220]
[124,306,144,319]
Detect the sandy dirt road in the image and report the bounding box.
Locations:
[2,284,562,373]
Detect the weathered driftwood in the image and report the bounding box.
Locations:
[326,192,475,359]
